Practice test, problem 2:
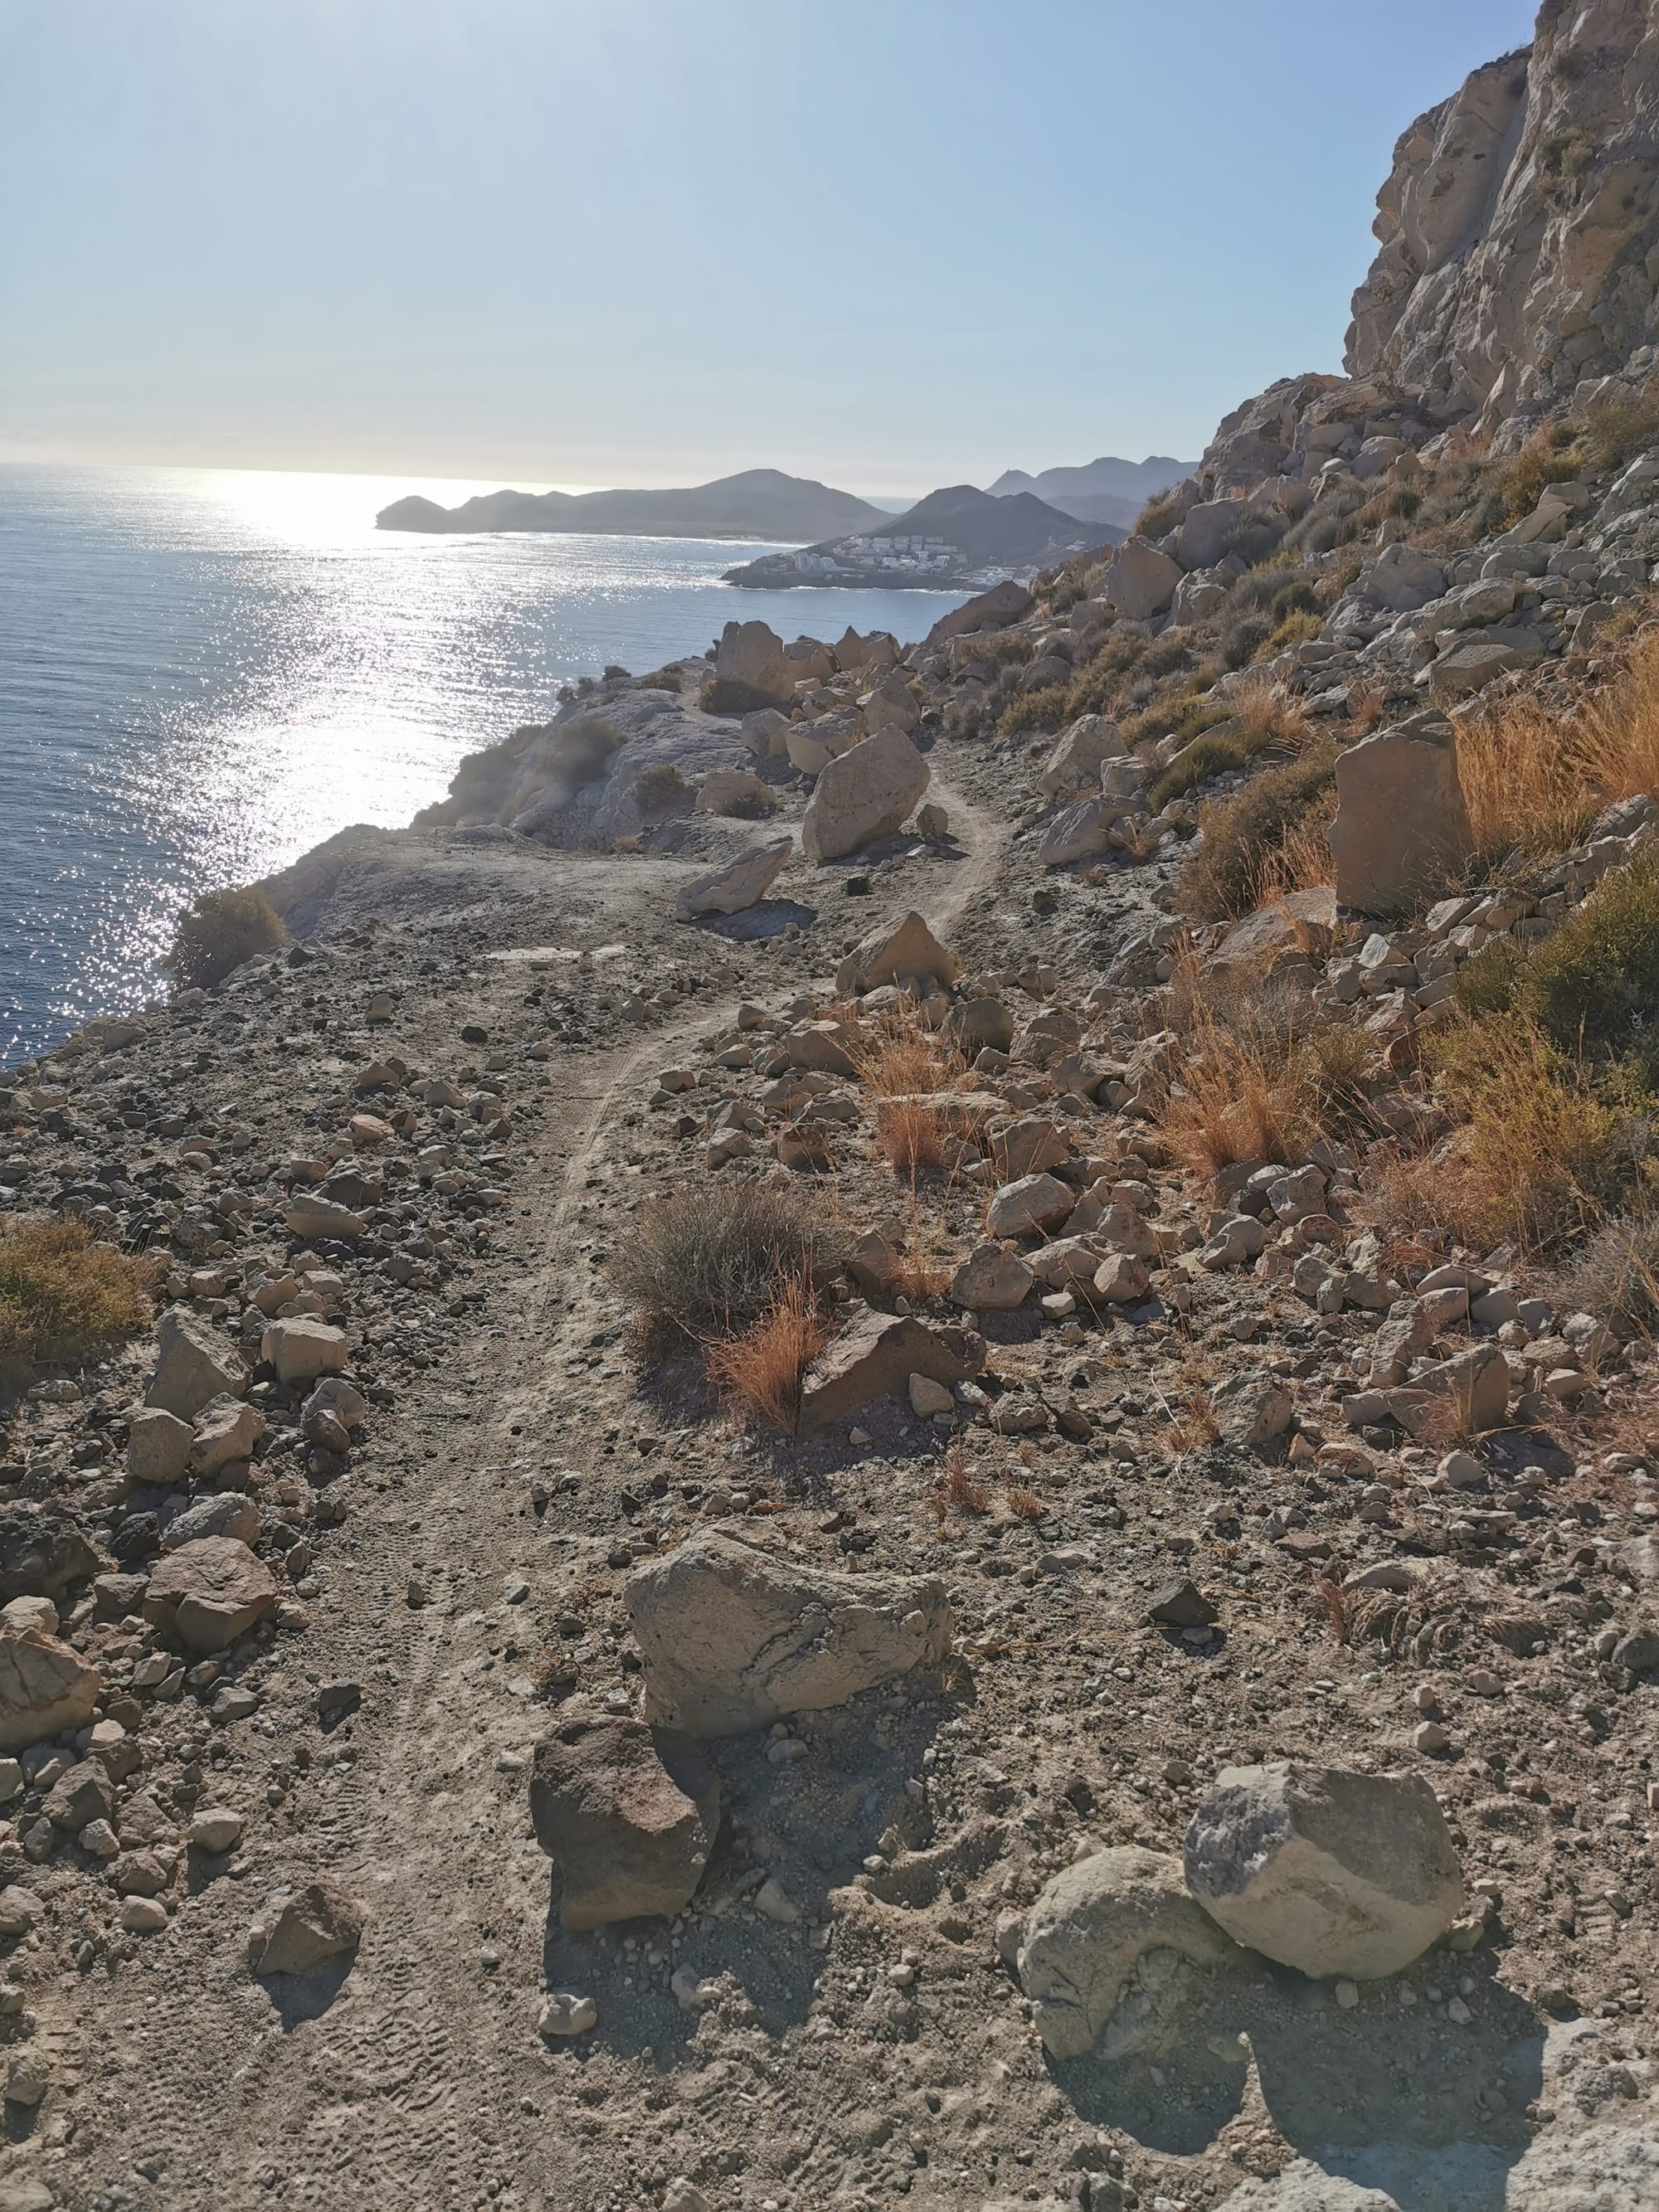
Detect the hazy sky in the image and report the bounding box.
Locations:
[2,0,1539,495]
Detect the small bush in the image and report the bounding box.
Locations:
[953,632,1034,671]
[0,1218,154,1383]
[705,1278,825,1432]
[1497,428,1583,522]
[1520,853,1659,1060]
[1558,1213,1659,1334]
[873,1099,952,1178]
[613,1183,846,1350]
[1136,493,1184,540]
[700,676,781,716]
[1386,1015,1646,1254]
[997,683,1070,737]
[1453,938,1525,1018]
[1065,631,1150,720]
[1272,581,1320,623]
[1219,614,1273,671]
[1384,487,1423,520]
[1257,609,1325,659]
[1152,733,1258,809]
[165,887,286,989]
[631,761,688,821]
[1579,391,1659,475]
[1177,748,1336,919]
[637,667,683,693]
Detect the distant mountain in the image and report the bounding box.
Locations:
[986,454,1196,531]
[723,482,1115,590]
[376,469,887,542]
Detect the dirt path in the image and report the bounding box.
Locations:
[55,775,1014,2212]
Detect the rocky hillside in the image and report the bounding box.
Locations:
[3,6,1659,2210]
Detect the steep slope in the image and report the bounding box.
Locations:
[1348,1,1659,432]
[377,468,886,541]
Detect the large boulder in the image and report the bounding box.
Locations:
[674,838,792,921]
[0,1502,102,1603]
[189,1394,266,1479]
[860,670,920,737]
[796,1311,984,1437]
[1426,630,1545,705]
[1175,498,1243,572]
[126,1407,194,1487]
[1353,542,1445,612]
[145,1306,246,1421]
[1328,717,1472,915]
[530,1714,720,1930]
[260,1317,348,1386]
[695,767,772,815]
[1039,796,1126,868]
[0,1625,100,1751]
[1019,1845,1243,2059]
[985,1173,1073,1238]
[800,726,930,864]
[950,1242,1035,1310]
[713,620,794,706]
[143,1536,280,1654]
[250,1879,367,1976]
[835,911,959,993]
[1184,1762,1463,1979]
[1038,715,1123,799]
[624,1529,952,1738]
[283,1194,367,1242]
[1386,1344,1510,1440]
[1101,538,1181,621]
[924,580,1032,646]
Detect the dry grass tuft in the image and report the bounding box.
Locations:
[705,1278,825,1432]
[613,1182,845,1352]
[932,1446,991,1522]
[0,1218,155,1383]
[1177,746,1338,921]
[1311,1577,1350,1645]
[165,887,285,990]
[854,1018,966,1100]
[1005,1482,1044,1520]
[873,1098,952,1179]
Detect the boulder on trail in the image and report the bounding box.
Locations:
[800,726,930,864]
[530,1714,721,1930]
[836,910,960,993]
[1184,1762,1463,1979]
[0,1624,101,1752]
[625,1529,952,1738]
[1038,715,1124,799]
[250,1878,367,1976]
[143,1536,280,1654]
[145,1305,246,1421]
[260,1317,348,1386]
[1019,1845,1243,2059]
[674,837,793,921]
[795,1310,985,1437]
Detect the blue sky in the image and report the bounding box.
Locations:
[0,0,1540,494]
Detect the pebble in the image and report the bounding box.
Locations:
[538,1991,597,2038]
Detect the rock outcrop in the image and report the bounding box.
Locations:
[800,727,930,864]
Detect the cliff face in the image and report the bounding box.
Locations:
[1346,0,1659,431]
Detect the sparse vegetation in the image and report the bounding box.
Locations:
[0,1218,154,1385]
[1521,852,1659,1062]
[1175,746,1336,918]
[631,761,688,820]
[164,886,286,990]
[996,683,1070,737]
[613,1183,846,1354]
[704,1277,825,1432]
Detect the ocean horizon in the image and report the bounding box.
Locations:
[0,461,968,1067]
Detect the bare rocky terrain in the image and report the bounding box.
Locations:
[5,7,1659,2210]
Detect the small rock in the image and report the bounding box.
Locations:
[537,1991,597,2039]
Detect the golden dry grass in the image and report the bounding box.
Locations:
[931,1446,991,1522]
[1456,627,1659,868]
[873,1098,952,1179]
[1005,1482,1044,1520]
[853,1017,967,1099]
[704,1277,826,1433]
[1229,674,1315,752]
[0,1218,154,1381]
[1375,1015,1642,1255]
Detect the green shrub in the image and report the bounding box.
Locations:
[1257,610,1325,659]
[1220,615,1273,670]
[997,683,1070,737]
[1384,487,1423,520]
[165,887,285,989]
[0,1218,154,1385]
[1152,733,1255,808]
[1453,938,1525,1018]
[1136,493,1184,540]
[1521,854,1659,1059]
[1272,581,1320,623]
[1177,748,1337,920]
[700,676,782,716]
[637,666,683,693]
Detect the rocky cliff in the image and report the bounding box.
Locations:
[1348,0,1659,435]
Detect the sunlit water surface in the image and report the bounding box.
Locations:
[0,464,966,1063]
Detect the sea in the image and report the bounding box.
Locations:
[0,464,969,1067]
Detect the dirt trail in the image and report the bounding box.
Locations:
[56,775,1014,2212]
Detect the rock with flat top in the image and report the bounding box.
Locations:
[796,1311,983,1437]
[144,1537,279,1653]
[1102,538,1181,620]
[126,1407,195,1487]
[530,1714,720,1930]
[284,1194,367,1242]
[1184,1762,1462,1978]
[260,1317,348,1386]
[924,580,1031,645]
[836,911,959,993]
[1328,717,1472,916]
[625,1529,951,1738]
[986,1173,1074,1238]
[674,838,793,921]
[950,1242,1034,1310]
[190,1393,266,1478]
[1020,1845,1243,2059]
